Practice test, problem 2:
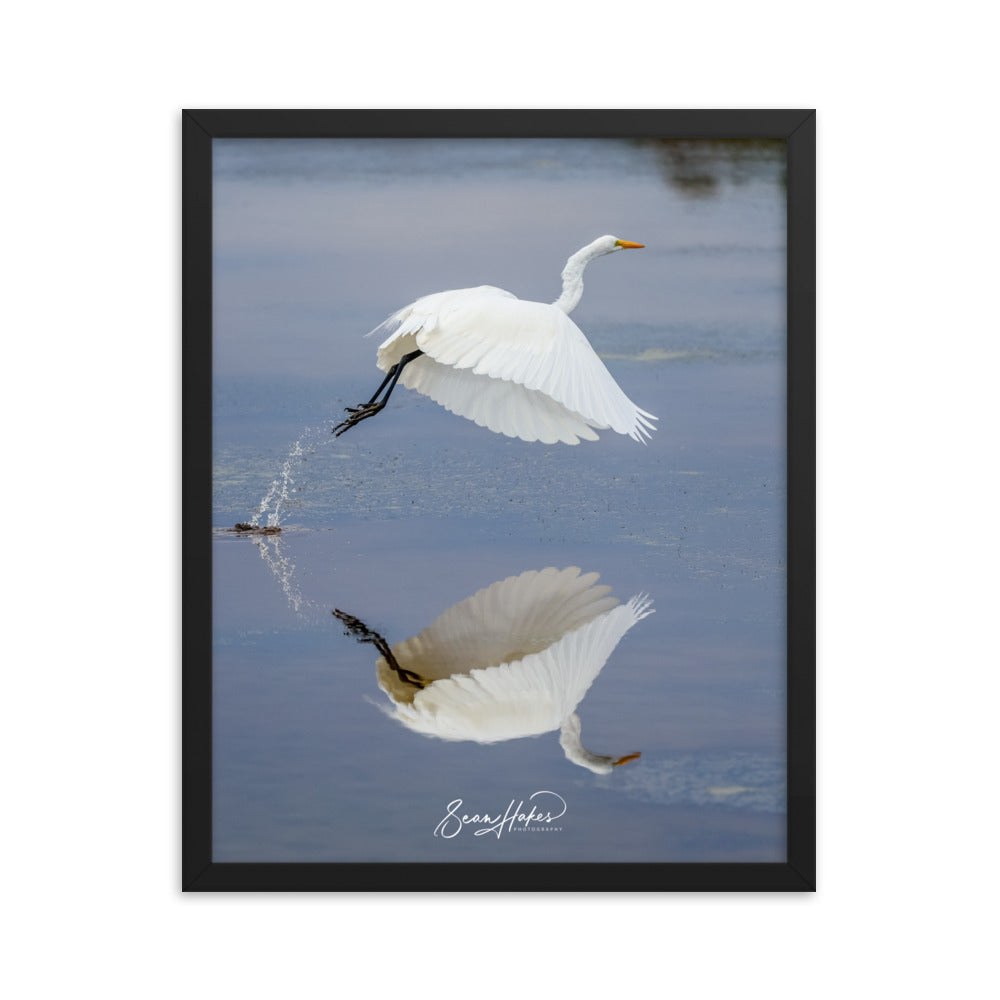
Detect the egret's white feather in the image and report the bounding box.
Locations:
[401,355,600,445]
[386,592,652,743]
[355,238,658,445]
[365,567,653,770]
[374,292,654,443]
[378,567,617,699]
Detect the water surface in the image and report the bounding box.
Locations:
[212,138,787,862]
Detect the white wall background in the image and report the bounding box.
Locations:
[3,2,996,996]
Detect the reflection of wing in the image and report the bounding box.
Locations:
[377,567,618,701]
[386,595,653,743]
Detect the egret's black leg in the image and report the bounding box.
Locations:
[332,350,424,436]
[351,364,399,411]
[333,608,425,689]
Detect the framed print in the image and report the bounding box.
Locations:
[183,110,815,891]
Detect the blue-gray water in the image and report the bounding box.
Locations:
[212,138,787,862]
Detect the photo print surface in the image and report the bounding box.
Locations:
[210,136,788,863]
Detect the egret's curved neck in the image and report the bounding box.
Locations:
[553,241,608,315]
[558,713,615,774]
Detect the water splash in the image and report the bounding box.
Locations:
[250,421,343,528]
[252,532,315,617]
[237,425,336,617]
[251,437,305,527]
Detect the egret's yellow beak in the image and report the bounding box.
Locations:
[612,752,642,766]
[614,240,645,249]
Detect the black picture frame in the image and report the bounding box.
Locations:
[183,109,815,892]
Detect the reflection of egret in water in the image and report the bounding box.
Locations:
[335,567,652,773]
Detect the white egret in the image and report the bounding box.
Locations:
[333,236,657,444]
[335,567,653,773]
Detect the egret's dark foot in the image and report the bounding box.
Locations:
[333,351,423,436]
[332,401,385,436]
[333,608,425,689]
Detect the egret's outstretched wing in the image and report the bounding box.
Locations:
[372,287,657,443]
[377,567,617,700]
[385,594,654,743]
[401,357,600,445]
[370,286,515,363]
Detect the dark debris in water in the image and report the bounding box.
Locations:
[231,522,282,535]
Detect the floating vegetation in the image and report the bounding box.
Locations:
[230,523,282,535]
